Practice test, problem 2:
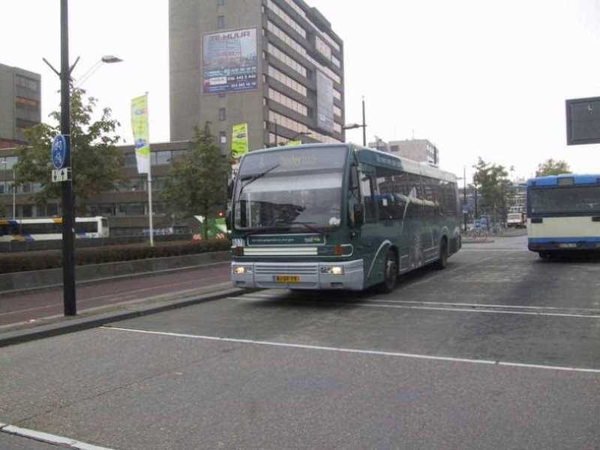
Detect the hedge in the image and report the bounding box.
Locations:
[0,239,231,274]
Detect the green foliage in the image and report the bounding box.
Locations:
[0,239,231,274]
[536,159,571,177]
[162,122,230,240]
[472,158,510,219]
[14,88,124,214]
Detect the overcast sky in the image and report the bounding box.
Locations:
[2,0,600,182]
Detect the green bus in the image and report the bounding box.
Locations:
[229,144,461,292]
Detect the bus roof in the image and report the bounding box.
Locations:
[527,174,600,187]
[239,144,456,182]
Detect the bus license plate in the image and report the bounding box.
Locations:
[559,243,577,249]
[276,275,300,283]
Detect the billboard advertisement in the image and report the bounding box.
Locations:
[231,123,249,158]
[316,71,334,133]
[202,28,258,94]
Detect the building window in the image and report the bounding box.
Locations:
[217,0,225,5]
[268,88,308,116]
[219,108,226,121]
[219,131,227,154]
[217,15,225,29]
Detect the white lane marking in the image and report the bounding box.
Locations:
[353,303,600,319]
[368,299,600,313]
[0,424,114,450]
[234,296,600,319]
[104,326,600,374]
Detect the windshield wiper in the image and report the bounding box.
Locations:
[237,164,280,199]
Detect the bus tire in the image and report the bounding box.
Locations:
[539,252,551,260]
[434,239,448,270]
[379,249,398,293]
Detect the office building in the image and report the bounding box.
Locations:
[369,138,439,166]
[0,63,41,148]
[170,0,345,152]
[0,142,199,235]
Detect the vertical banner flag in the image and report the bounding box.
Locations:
[131,95,150,174]
[231,123,249,158]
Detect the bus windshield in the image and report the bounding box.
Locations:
[529,185,600,215]
[234,147,348,231]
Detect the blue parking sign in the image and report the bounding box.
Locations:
[51,135,68,170]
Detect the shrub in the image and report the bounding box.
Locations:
[0,239,230,274]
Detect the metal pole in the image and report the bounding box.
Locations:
[362,96,366,147]
[12,168,16,219]
[61,0,76,316]
[463,166,467,232]
[145,92,154,247]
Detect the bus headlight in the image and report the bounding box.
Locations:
[321,266,344,275]
[233,266,252,275]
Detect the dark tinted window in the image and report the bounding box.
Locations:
[530,186,600,215]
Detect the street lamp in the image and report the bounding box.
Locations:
[343,96,367,146]
[287,131,311,145]
[73,54,123,88]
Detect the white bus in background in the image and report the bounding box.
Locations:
[0,217,109,242]
[527,174,600,258]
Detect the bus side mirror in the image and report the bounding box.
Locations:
[227,180,234,200]
[225,209,232,230]
[353,203,365,227]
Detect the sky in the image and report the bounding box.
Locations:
[2,0,600,182]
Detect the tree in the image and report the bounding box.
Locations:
[162,122,230,240]
[472,158,510,224]
[536,159,571,177]
[14,88,124,214]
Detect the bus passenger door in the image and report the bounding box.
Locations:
[356,167,380,286]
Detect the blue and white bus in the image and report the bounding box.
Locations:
[527,174,600,258]
[0,217,109,242]
[229,144,461,292]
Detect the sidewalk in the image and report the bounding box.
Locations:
[0,262,245,348]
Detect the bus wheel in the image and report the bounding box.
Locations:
[539,252,551,260]
[434,239,448,270]
[379,250,398,293]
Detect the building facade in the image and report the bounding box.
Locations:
[369,139,439,166]
[0,63,41,148]
[170,0,345,152]
[0,142,202,236]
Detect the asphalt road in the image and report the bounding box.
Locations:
[1,235,599,450]
[0,262,231,328]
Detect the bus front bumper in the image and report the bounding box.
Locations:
[528,238,600,252]
[231,260,365,291]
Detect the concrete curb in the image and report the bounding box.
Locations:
[0,286,244,349]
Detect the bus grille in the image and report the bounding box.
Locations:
[254,264,319,275]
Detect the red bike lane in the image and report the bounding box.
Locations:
[0,263,231,327]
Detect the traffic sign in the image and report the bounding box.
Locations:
[51,134,68,170]
[52,168,71,183]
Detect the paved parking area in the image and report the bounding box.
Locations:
[1,236,599,449]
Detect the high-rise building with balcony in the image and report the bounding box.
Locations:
[170,0,345,152]
[0,63,41,148]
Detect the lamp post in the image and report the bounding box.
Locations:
[343,96,367,146]
[463,166,467,232]
[12,168,16,220]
